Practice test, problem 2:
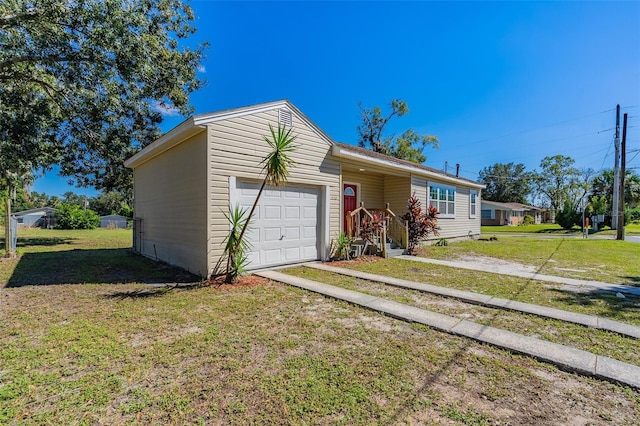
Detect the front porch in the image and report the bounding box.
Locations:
[342,167,413,258]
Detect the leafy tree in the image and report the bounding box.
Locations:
[224,124,296,283]
[89,191,132,217]
[1,0,206,254]
[590,169,640,209]
[26,191,51,209]
[62,191,86,207]
[10,186,33,212]
[555,200,581,230]
[1,81,59,256]
[357,99,439,164]
[55,204,100,229]
[478,162,532,204]
[532,155,586,214]
[401,193,439,255]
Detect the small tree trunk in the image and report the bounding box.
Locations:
[4,193,14,258]
[225,178,268,283]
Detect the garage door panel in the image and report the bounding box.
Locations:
[303,206,316,219]
[285,206,300,219]
[302,245,317,258]
[264,249,281,264]
[285,191,300,199]
[264,205,281,219]
[264,188,280,198]
[264,227,281,242]
[285,247,300,261]
[303,226,316,238]
[284,226,299,239]
[235,180,320,270]
[246,228,260,243]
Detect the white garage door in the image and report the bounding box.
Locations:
[236,180,319,269]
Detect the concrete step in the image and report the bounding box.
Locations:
[386,248,406,258]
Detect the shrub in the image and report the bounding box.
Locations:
[330,232,353,260]
[628,207,640,223]
[55,204,100,229]
[434,238,448,247]
[401,193,439,255]
[359,211,386,244]
[522,214,535,226]
[555,201,581,230]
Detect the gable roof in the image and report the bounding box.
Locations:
[12,207,57,216]
[125,100,333,168]
[332,143,485,189]
[124,100,485,190]
[481,200,541,211]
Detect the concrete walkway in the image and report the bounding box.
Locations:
[256,270,640,389]
[398,255,640,296]
[306,263,640,339]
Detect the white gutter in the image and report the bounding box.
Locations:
[124,117,206,168]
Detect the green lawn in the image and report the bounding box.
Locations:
[423,238,640,285]
[481,224,578,234]
[0,228,196,287]
[482,223,640,235]
[284,265,640,365]
[1,229,639,424]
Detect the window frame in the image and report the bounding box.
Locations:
[427,182,456,219]
[469,190,477,219]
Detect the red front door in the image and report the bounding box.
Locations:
[343,183,357,236]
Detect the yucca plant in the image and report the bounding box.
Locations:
[330,232,353,260]
[220,205,250,283]
[225,123,296,283]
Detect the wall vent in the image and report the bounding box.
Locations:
[278,109,293,127]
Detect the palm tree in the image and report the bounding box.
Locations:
[225,123,296,283]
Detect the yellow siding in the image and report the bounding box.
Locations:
[411,175,481,240]
[207,109,341,274]
[133,131,208,276]
[385,175,411,216]
[342,170,385,209]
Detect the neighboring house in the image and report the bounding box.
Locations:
[125,100,485,277]
[100,214,128,229]
[13,207,57,228]
[481,201,542,226]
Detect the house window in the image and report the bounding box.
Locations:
[344,187,355,196]
[469,190,477,218]
[428,183,456,218]
[278,109,292,127]
[481,209,493,219]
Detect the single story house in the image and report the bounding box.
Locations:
[125,100,485,277]
[481,200,542,226]
[100,214,128,229]
[13,207,57,228]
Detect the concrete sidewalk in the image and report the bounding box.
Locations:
[398,256,640,296]
[306,263,640,339]
[256,270,640,389]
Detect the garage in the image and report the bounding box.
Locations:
[235,180,319,269]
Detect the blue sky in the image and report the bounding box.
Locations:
[33,0,640,197]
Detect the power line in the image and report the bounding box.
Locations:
[453,109,613,148]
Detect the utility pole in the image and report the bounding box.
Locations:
[612,105,621,229]
[616,113,627,240]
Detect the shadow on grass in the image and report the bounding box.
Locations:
[6,248,200,288]
[552,288,640,319]
[620,276,640,284]
[17,236,77,248]
[534,229,579,234]
[106,282,205,299]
